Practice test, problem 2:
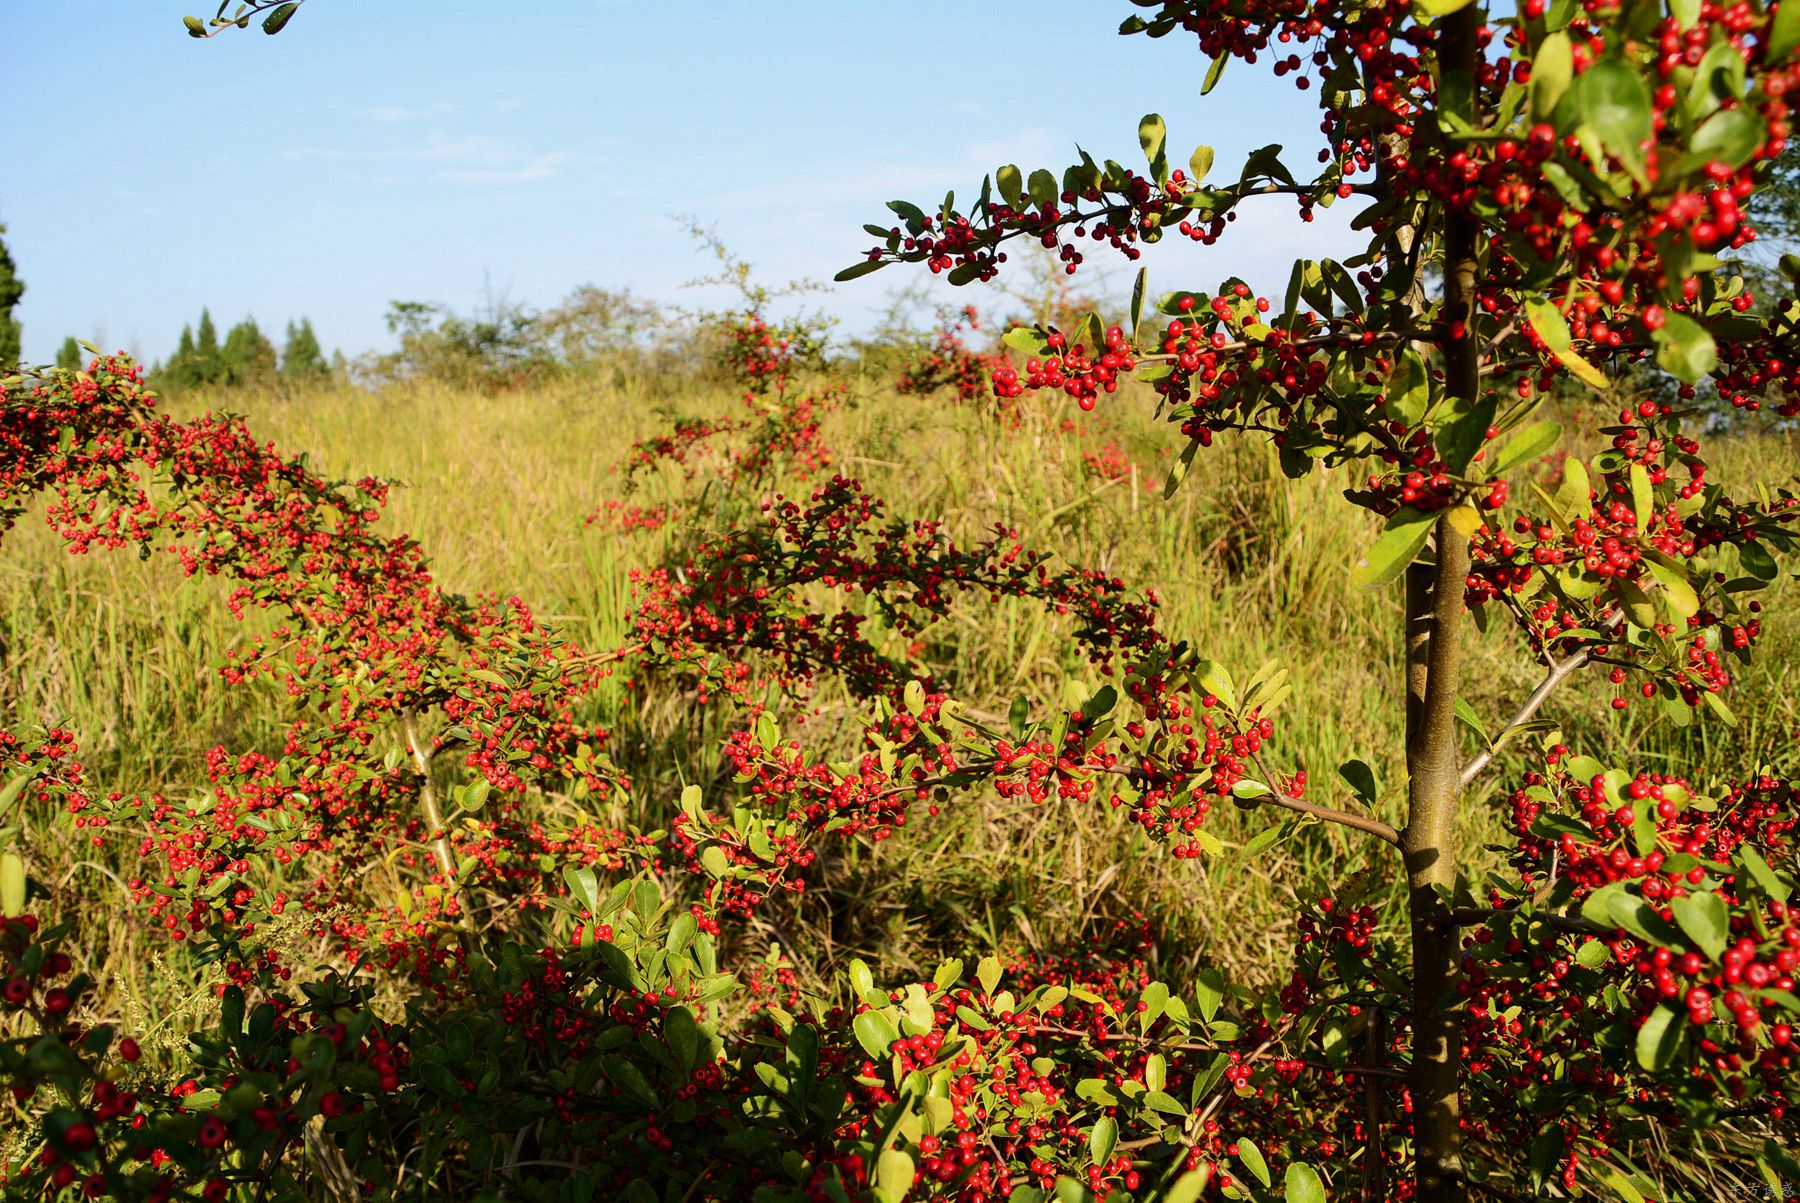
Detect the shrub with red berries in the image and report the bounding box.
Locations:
[11,0,1800,1199]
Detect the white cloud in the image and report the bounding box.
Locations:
[359,101,458,123]
[297,133,580,185]
[437,151,571,185]
[389,133,513,163]
[708,126,1065,212]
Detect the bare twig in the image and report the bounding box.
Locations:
[1460,615,1624,789]
[403,714,477,938]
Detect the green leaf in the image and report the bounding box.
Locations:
[1386,348,1431,427]
[1436,390,1498,473]
[1529,1128,1567,1193]
[977,954,1002,996]
[1139,114,1168,181]
[835,260,886,283]
[997,163,1025,209]
[261,2,300,34]
[1088,1116,1118,1167]
[1691,108,1764,169]
[1773,1,1800,64]
[666,910,698,955]
[1580,57,1653,180]
[1202,54,1226,95]
[1241,824,1286,858]
[1009,695,1031,741]
[0,772,30,821]
[1144,1089,1186,1115]
[700,846,730,878]
[563,866,600,914]
[1532,32,1574,120]
[1652,313,1717,383]
[1338,760,1378,806]
[1763,1140,1800,1194]
[1554,456,1591,521]
[1196,967,1225,1022]
[664,1006,701,1071]
[1739,540,1778,581]
[1608,892,1683,947]
[876,1148,915,1201]
[1081,684,1118,722]
[1629,462,1652,531]
[1525,297,1608,388]
[1352,506,1438,590]
[888,199,927,230]
[1454,695,1490,743]
[1635,1004,1684,1071]
[0,853,23,917]
[1702,689,1738,726]
[1321,259,1363,315]
[1027,168,1059,210]
[1488,421,1562,479]
[1738,845,1793,904]
[1284,1163,1326,1203]
[1166,1170,1211,1203]
[1196,659,1237,709]
[1594,1165,1648,1203]
[1189,144,1215,185]
[1236,1138,1271,1188]
[1165,436,1202,499]
[853,1009,900,1061]
[1669,891,1728,962]
[1003,326,1050,356]
[1643,557,1699,618]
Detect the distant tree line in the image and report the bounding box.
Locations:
[371,285,689,393]
[0,223,23,369]
[153,309,334,389]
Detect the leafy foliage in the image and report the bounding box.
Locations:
[14,1,1800,1200]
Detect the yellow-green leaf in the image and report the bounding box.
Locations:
[1353,506,1438,590]
[1488,421,1562,479]
[1635,1004,1683,1071]
[876,1148,915,1201]
[1189,144,1214,185]
[1532,32,1574,120]
[0,853,23,916]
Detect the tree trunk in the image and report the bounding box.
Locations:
[1403,520,1469,1202]
[1407,6,1482,1193]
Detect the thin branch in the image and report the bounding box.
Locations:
[1457,646,1593,788]
[403,713,477,938]
[1261,791,1404,847]
[1460,613,1624,789]
[1438,905,1605,936]
[1108,759,1403,848]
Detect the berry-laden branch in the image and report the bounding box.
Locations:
[841,0,1800,1198]
[181,0,303,37]
[13,0,1800,1194]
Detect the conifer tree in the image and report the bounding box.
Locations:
[194,309,221,384]
[280,317,328,378]
[55,338,82,372]
[164,325,199,389]
[221,317,277,384]
[0,223,24,368]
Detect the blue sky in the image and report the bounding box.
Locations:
[2,1,1364,366]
